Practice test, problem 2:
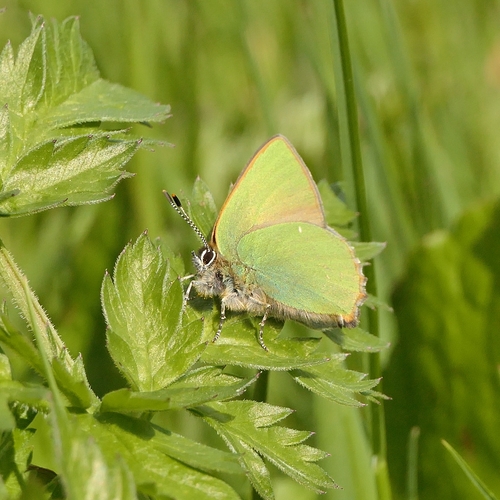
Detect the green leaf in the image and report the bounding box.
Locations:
[41,17,100,107]
[45,409,138,500]
[198,401,337,497]
[0,104,10,175]
[101,366,257,412]
[0,396,15,432]
[149,423,243,475]
[0,314,43,373]
[158,238,187,278]
[0,245,97,409]
[0,427,36,496]
[350,241,386,262]
[0,381,49,430]
[51,354,95,409]
[442,440,498,500]
[0,315,96,410]
[0,353,10,381]
[0,15,170,216]
[43,79,171,130]
[201,315,330,370]
[386,199,500,498]
[29,301,139,500]
[0,242,69,363]
[230,439,274,500]
[291,355,383,406]
[0,134,138,216]
[317,179,357,226]
[363,293,393,312]
[102,232,205,391]
[64,424,138,500]
[323,326,389,352]
[78,413,241,500]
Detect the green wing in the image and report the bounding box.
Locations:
[237,222,364,317]
[214,135,325,262]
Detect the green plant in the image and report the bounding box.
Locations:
[0,15,386,500]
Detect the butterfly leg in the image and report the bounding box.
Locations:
[181,278,194,308]
[258,305,271,351]
[212,301,226,343]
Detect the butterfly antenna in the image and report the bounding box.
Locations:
[163,191,210,248]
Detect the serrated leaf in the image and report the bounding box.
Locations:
[102,233,205,391]
[0,16,170,217]
[0,380,50,419]
[229,439,274,500]
[150,423,243,475]
[43,79,171,130]
[41,17,100,109]
[323,326,389,352]
[77,412,241,500]
[291,356,382,406]
[51,354,95,409]
[46,408,138,500]
[201,315,330,370]
[317,179,357,226]
[350,241,386,262]
[0,134,138,216]
[0,311,97,410]
[198,401,337,495]
[29,314,138,500]
[101,367,257,412]
[6,19,45,115]
[363,293,393,312]
[158,238,187,278]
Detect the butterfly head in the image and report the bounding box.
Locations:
[164,191,227,297]
[191,246,228,297]
[192,247,217,273]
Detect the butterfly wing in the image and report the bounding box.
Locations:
[213,135,325,261]
[237,222,365,321]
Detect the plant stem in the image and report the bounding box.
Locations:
[329,1,391,498]
[0,238,73,369]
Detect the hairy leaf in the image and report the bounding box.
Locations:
[102,232,204,391]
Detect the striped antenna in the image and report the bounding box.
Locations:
[163,191,210,249]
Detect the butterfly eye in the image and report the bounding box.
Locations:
[200,248,216,266]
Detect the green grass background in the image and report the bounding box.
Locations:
[1,1,500,499]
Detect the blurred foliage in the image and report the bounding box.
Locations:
[0,1,499,499]
[386,199,500,499]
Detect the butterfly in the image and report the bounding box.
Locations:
[166,135,366,350]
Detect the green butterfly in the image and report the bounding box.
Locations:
[167,135,366,350]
